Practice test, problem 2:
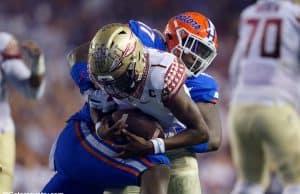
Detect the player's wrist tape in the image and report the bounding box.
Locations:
[31,55,46,75]
[150,138,165,154]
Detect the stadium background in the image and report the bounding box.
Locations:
[0,0,271,193]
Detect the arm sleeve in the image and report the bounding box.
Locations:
[162,61,187,104]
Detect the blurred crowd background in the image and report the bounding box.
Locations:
[0,0,264,193]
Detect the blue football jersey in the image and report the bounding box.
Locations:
[68,102,92,124]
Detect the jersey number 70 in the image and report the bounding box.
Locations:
[245,18,282,58]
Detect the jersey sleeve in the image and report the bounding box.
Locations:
[70,62,94,94]
[185,73,219,104]
[0,33,27,80]
[0,32,14,53]
[129,20,166,51]
[162,61,187,103]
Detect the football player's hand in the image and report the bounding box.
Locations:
[22,40,41,56]
[21,40,45,75]
[112,129,154,158]
[96,117,128,140]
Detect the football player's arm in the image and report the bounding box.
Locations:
[90,100,127,140]
[67,42,95,95]
[88,91,112,124]
[67,41,90,68]
[1,34,45,99]
[163,87,209,150]
[194,102,222,152]
[185,76,222,153]
[113,86,209,158]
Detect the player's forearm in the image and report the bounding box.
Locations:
[164,128,209,150]
[165,87,210,150]
[19,39,46,98]
[24,73,45,99]
[206,123,222,151]
[67,42,90,68]
[197,103,222,152]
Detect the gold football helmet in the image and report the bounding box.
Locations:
[88,23,145,98]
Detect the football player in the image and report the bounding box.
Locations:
[0,32,45,192]
[69,12,222,194]
[43,24,189,194]
[127,13,221,194]
[229,0,300,194]
[86,21,214,190]
[43,97,170,194]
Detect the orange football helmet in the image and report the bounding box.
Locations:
[164,12,218,76]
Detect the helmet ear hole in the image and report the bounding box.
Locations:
[118,31,126,35]
[166,33,173,40]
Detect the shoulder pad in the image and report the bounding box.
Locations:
[129,20,166,51]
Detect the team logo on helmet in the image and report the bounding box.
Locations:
[122,33,137,58]
[175,15,201,30]
[164,12,218,77]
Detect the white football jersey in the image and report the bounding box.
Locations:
[114,48,187,131]
[230,0,300,107]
